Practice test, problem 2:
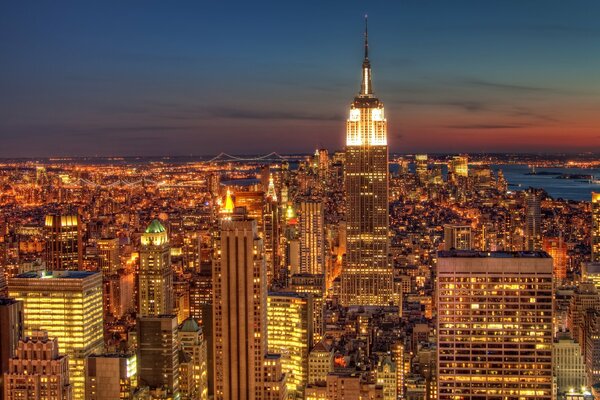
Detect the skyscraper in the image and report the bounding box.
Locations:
[8,271,104,399]
[341,18,393,306]
[592,192,600,262]
[138,219,173,317]
[4,331,71,400]
[437,251,553,399]
[44,214,82,271]
[443,224,472,251]
[212,215,286,400]
[137,315,180,398]
[525,190,542,251]
[298,200,325,275]
[267,292,313,397]
[97,237,120,274]
[86,353,138,400]
[0,298,23,399]
[542,236,567,281]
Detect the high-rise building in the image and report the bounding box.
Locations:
[583,262,600,291]
[97,237,120,274]
[375,356,397,400]
[8,270,103,399]
[341,18,393,306]
[298,200,325,275]
[543,236,567,281]
[437,251,554,399]
[554,333,586,395]
[307,342,333,386]
[212,216,286,400]
[415,154,429,183]
[267,292,313,397]
[136,315,179,398]
[4,331,71,400]
[566,281,600,345]
[593,192,600,262]
[525,190,542,251]
[0,298,23,399]
[179,318,209,400]
[443,224,472,251]
[138,219,173,317]
[584,310,600,388]
[44,214,82,271]
[86,353,137,400]
[448,155,468,178]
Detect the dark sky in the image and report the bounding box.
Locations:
[1,0,599,157]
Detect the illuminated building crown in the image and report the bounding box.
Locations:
[346,15,387,147]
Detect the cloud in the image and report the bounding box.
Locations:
[446,123,533,130]
[205,107,342,121]
[462,78,569,94]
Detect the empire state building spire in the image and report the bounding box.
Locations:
[360,14,372,97]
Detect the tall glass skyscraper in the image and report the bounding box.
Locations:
[341,18,393,306]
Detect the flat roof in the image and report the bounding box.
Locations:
[438,250,551,259]
[14,270,99,279]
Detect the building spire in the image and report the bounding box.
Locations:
[360,14,373,97]
[364,14,369,61]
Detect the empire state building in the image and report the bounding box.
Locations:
[341,18,393,306]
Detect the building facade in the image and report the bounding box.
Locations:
[138,219,173,317]
[4,331,71,400]
[8,270,103,399]
[437,251,553,399]
[212,216,285,400]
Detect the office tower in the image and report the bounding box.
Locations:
[583,262,600,291]
[104,270,135,319]
[443,224,472,251]
[267,292,313,397]
[593,192,600,262]
[4,331,71,400]
[554,333,586,395]
[263,180,280,286]
[415,154,429,183]
[448,155,468,179]
[584,310,600,388]
[437,251,553,400]
[138,219,173,317]
[179,318,209,400]
[307,342,333,386]
[212,216,286,400]
[566,282,600,345]
[136,315,179,398]
[289,274,325,343]
[0,298,23,399]
[298,200,325,275]
[8,270,103,399]
[543,236,567,281]
[97,237,120,274]
[341,18,393,306]
[86,353,137,400]
[525,190,542,251]
[375,356,397,400]
[44,214,82,270]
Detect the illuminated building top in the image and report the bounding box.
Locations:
[141,219,168,246]
[346,15,386,147]
[223,189,235,213]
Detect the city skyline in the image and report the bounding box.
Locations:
[2,1,600,157]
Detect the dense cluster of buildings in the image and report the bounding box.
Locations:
[1,22,600,400]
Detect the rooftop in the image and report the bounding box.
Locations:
[438,250,551,259]
[15,270,98,279]
[145,219,166,234]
